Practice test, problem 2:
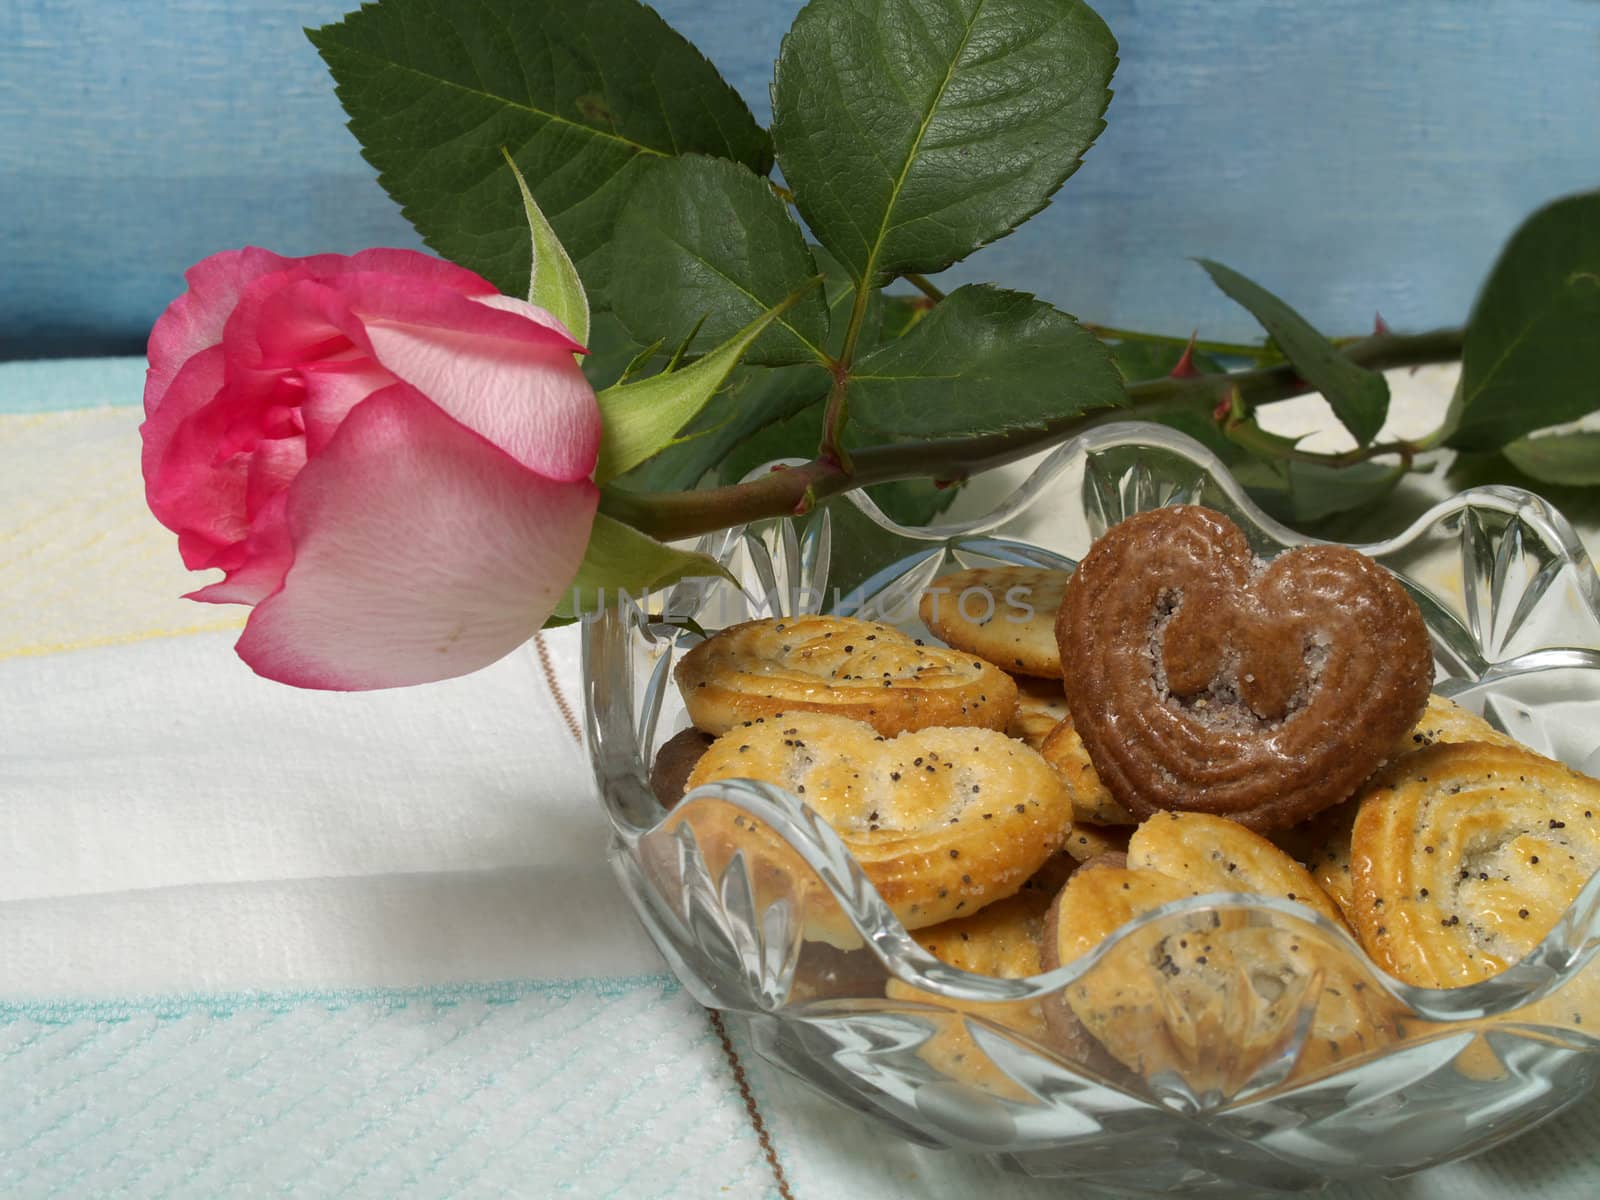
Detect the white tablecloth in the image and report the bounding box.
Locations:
[3,357,1598,1198]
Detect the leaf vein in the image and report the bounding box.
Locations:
[322,40,671,160]
[858,0,990,285]
[648,220,828,363]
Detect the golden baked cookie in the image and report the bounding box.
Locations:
[1128,811,1349,932]
[1055,506,1433,831]
[1040,866,1219,1081]
[1042,863,1395,1088]
[1276,694,1516,913]
[1347,741,1600,989]
[675,615,1017,737]
[1122,818,1392,1076]
[1007,675,1071,750]
[1274,800,1360,915]
[649,727,714,808]
[683,712,1073,943]
[1061,823,1131,863]
[888,892,1054,1100]
[1018,849,1082,899]
[1038,714,1137,825]
[920,566,1072,678]
[913,889,1054,971]
[1392,693,1519,756]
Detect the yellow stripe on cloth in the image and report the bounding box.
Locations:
[0,407,245,660]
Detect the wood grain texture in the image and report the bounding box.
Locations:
[2,0,1596,356]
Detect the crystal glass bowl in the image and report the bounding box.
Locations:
[581,424,1600,1195]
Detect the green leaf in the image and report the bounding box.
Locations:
[865,476,963,526]
[617,363,832,492]
[771,0,1116,286]
[594,284,817,484]
[817,500,923,609]
[846,285,1125,438]
[308,0,770,301]
[1197,259,1391,445]
[617,337,667,387]
[812,244,930,357]
[1142,401,1245,464]
[1449,191,1600,451]
[717,398,826,485]
[613,156,831,366]
[620,267,925,493]
[580,312,650,392]
[501,148,589,345]
[1220,415,1304,463]
[552,514,731,620]
[1503,431,1600,485]
[1280,460,1403,523]
[664,314,709,373]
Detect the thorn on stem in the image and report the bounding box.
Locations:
[1169,331,1203,379]
[1373,311,1392,337]
[1212,384,1245,426]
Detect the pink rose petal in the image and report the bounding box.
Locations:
[186,489,295,607]
[362,315,598,483]
[235,385,598,690]
[146,248,296,416]
[298,356,396,455]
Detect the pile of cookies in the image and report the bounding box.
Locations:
[655,505,1600,1086]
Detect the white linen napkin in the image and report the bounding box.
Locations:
[0,627,660,996]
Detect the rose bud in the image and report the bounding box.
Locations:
[141,247,600,689]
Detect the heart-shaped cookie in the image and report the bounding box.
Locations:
[676,615,1017,737]
[1055,506,1433,831]
[683,712,1073,942]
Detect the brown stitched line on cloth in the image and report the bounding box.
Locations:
[708,1009,797,1200]
[532,631,797,1200]
[533,632,582,744]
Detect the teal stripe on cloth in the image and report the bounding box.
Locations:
[0,972,679,1024]
[0,356,147,414]
[1,973,787,1199]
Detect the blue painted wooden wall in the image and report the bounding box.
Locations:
[2,1,1595,357]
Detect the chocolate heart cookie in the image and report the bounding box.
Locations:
[1054,506,1432,831]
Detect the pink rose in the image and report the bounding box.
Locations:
[142,247,600,689]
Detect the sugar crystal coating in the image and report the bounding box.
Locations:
[1054,506,1433,831]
